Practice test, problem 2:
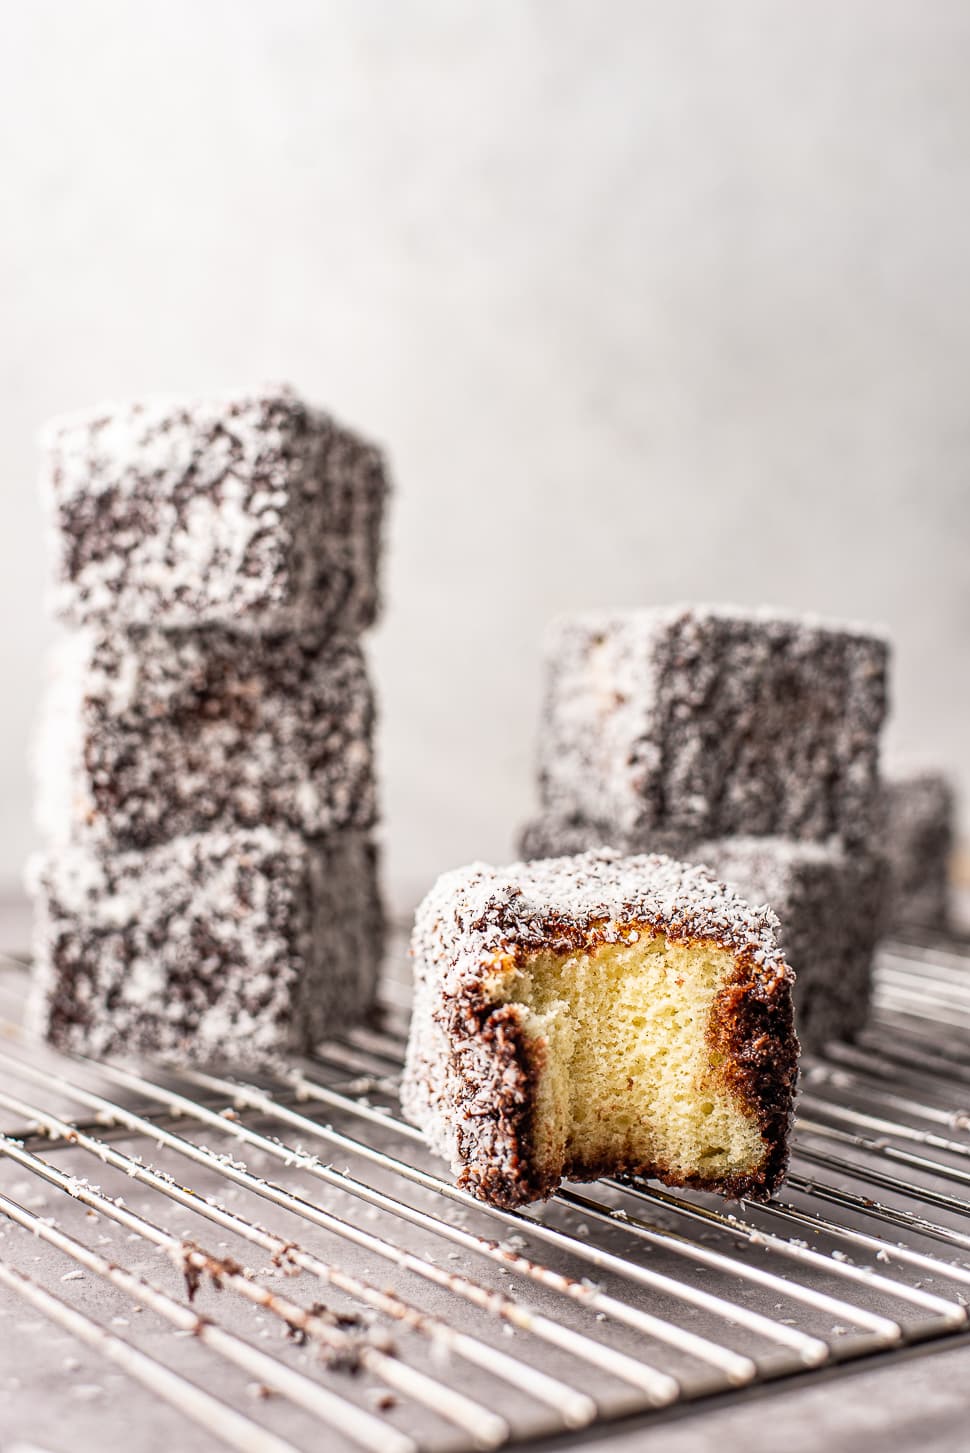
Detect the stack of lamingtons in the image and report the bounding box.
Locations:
[519,606,891,1052]
[29,386,388,1064]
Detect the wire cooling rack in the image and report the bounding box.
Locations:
[1,933,970,1453]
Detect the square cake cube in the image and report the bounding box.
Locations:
[28,828,383,1064]
[881,770,954,930]
[693,837,889,1055]
[42,385,388,633]
[402,849,796,1207]
[35,627,377,850]
[538,606,889,848]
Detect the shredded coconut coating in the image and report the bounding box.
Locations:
[35,626,377,850]
[402,848,796,1207]
[41,384,388,634]
[538,606,889,850]
[880,770,954,930]
[412,847,791,979]
[28,828,384,1066]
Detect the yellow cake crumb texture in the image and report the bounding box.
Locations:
[492,926,765,1185]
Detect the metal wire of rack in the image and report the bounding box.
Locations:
[1,934,970,1453]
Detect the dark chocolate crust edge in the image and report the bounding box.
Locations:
[452,1002,557,1208]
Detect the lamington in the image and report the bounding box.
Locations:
[35,627,377,850]
[41,385,388,635]
[538,606,889,849]
[28,828,383,1064]
[881,770,954,931]
[401,849,797,1209]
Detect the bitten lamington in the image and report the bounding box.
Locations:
[41,385,388,634]
[29,828,383,1064]
[401,849,797,1208]
[36,627,377,850]
[538,607,889,850]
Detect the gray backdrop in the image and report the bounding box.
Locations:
[2,0,968,912]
